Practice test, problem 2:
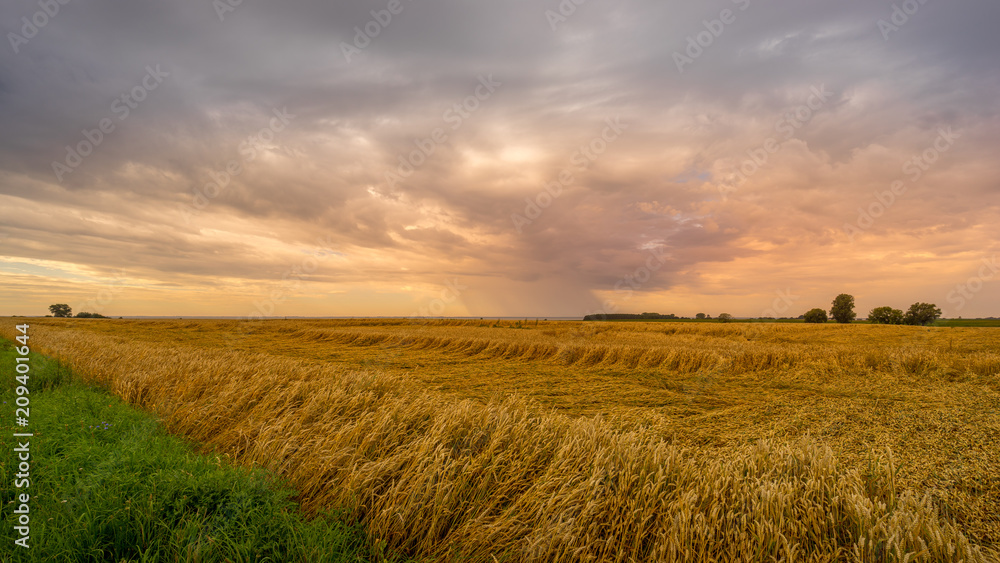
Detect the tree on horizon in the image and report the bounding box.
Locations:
[869,306,904,325]
[903,303,942,326]
[830,294,856,323]
[804,308,828,323]
[49,304,72,318]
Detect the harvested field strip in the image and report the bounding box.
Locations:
[12,324,997,563]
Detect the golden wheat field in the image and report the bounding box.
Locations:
[8,318,1000,562]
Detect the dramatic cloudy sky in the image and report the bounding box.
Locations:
[1,0,998,318]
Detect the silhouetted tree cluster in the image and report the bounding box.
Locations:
[583,312,679,321]
[48,304,71,317]
[830,294,857,324]
[803,308,828,323]
[641,312,678,319]
[869,303,941,326]
[582,298,944,325]
[868,306,904,325]
[75,312,108,319]
[47,304,110,319]
[797,293,941,326]
[904,303,942,325]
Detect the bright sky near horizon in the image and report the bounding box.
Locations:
[1,0,998,319]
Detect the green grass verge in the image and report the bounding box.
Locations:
[0,336,411,562]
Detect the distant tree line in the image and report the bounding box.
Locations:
[802,294,941,326]
[47,304,108,319]
[582,294,945,326]
[583,312,680,321]
[49,303,72,317]
[868,303,941,326]
[584,312,729,321]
